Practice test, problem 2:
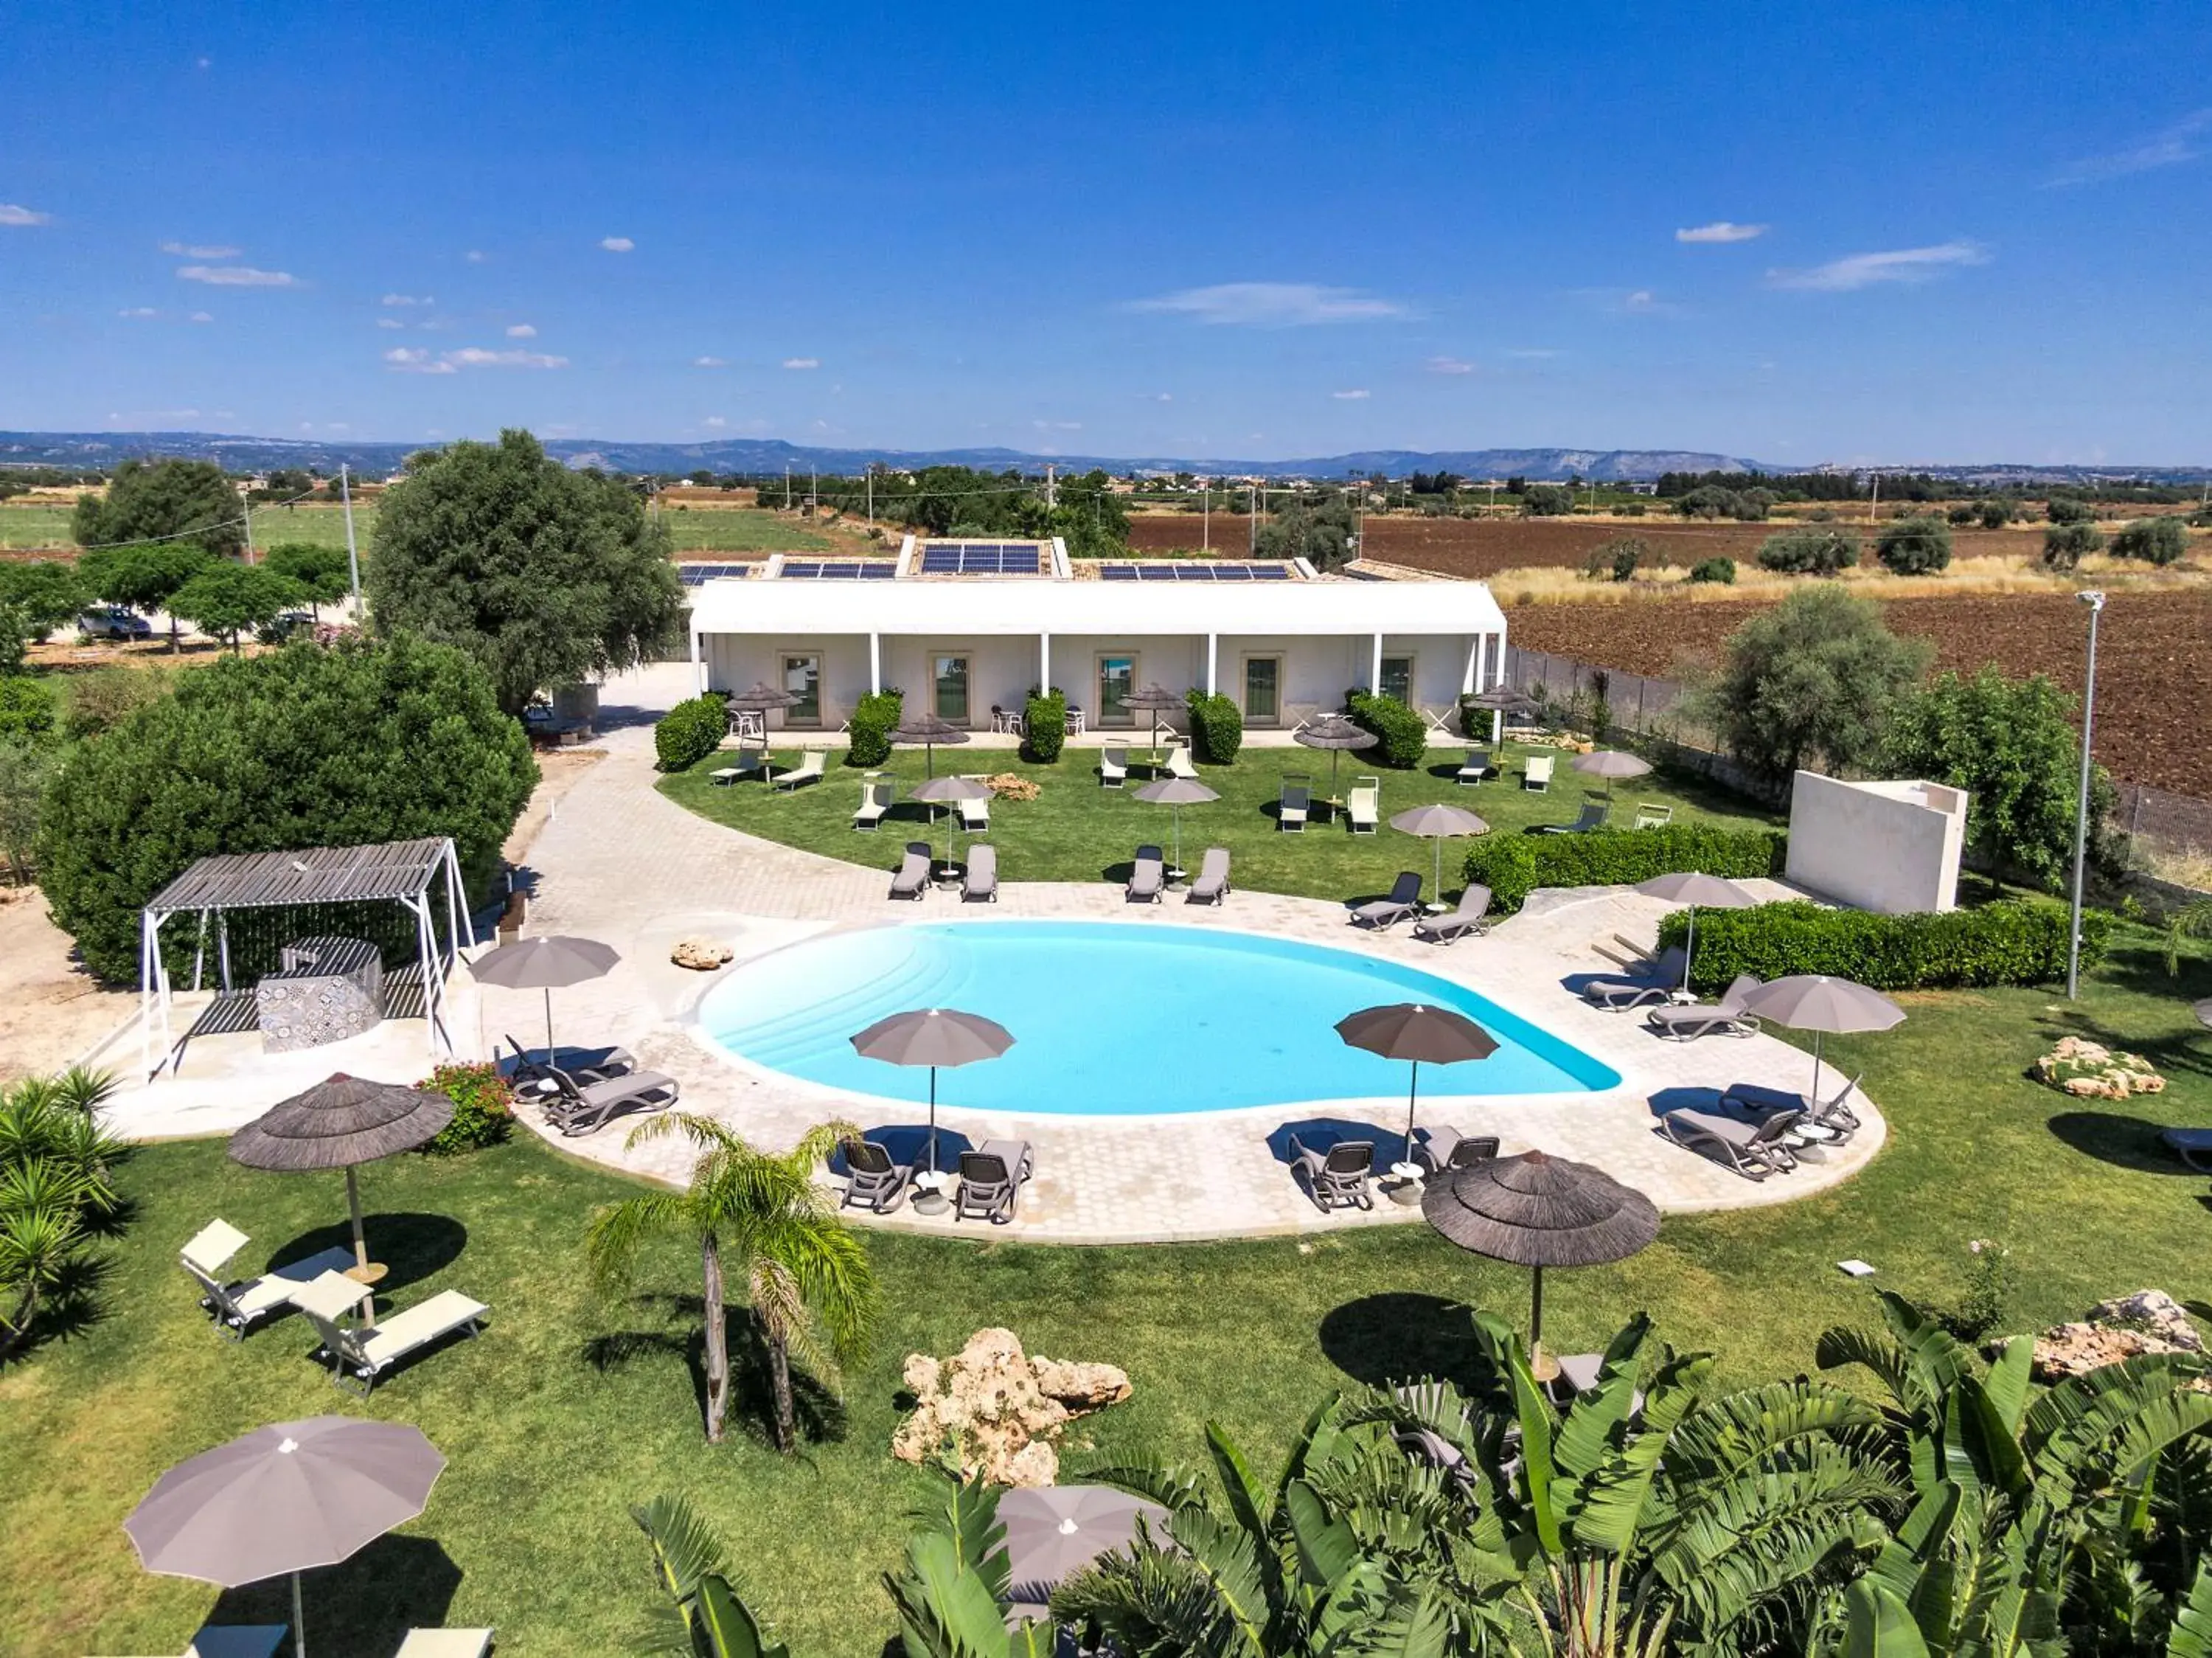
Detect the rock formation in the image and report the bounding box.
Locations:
[670,937,734,971]
[2033,1289,2205,1381]
[893,1327,1133,1486]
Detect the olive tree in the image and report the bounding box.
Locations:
[71,459,243,559]
[0,561,90,640]
[264,541,355,615]
[167,563,307,653]
[77,541,215,652]
[2110,515,2188,566]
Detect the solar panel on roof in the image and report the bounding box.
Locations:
[782,561,822,577]
[1099,563,1138,580]
[858,563,897,579]
[1138,564,1180,579]
[1251,564,1291,579]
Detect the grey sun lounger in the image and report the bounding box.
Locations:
[179,1220,356,1340]
[1582,946,1690,1010]
[890,841,932,900]
[1658,1106,1803,1181]
[504,1035,634,1089]
[956,1138,1034,1224]
[1352,871,1425,930]
[2164,1128,2212,1172]
[1127,844,1165,903]
[544,1063,679,1137]
[962,842,999,902]
[1455,749,1495,786]
[1537,799,1611,835]
[1279,778,1310,832]
[1644,974,1764,1041]
[1415,1128,1499,1176]
[1290,1135,1376,1212]
[293,1270,489,1396]
[1413,884,1492,944]
[1189,847,1231,905]
[1722,1071,1864,1145]
[840,1137,914,1213]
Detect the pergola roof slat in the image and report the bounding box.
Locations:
[145,837,453,915]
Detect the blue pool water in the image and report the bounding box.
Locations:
[698,921,1619,1115]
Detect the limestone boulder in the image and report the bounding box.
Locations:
[671,937,734,971]
[1032,1356,1134,1412]
[892,1326,1128,1487]
[2034,1289,2206,1381]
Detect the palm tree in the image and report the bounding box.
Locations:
[0,1067,122,1361]
[587,1117,877,1449]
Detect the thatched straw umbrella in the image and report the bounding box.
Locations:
[1119,682,1186,756]
[1293,713,1377,799]
[892,710,970,778]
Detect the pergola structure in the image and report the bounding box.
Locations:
[140,837,475,1077]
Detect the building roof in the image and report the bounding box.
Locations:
[145,837,453,915]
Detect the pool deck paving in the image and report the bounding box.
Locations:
[98,663,1885,1244]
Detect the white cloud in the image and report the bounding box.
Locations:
[377,317,406,330]
[1148,392,1173,403]
[1426,355,1476,375]
[1767,240,1988,291]
[118,307,160,319]
[465,249,488,263]
[445,346,568,369]
[1623,289,1661,312]
[178,264,299,287]
[2051,108,2212,186]
[161,240,240,257]
[599,235,635,252]
[703,416,727,429]
[0,204,52,226]
[1128,281,1408,327]
[383,347,455,375]
[381,292,433,306]
[505,323,538,338]
[692,355,728,368]
[1331,388,1371,400]
[1675,221,1767,243]
[1032,419,1083,431]
[189,311,213,323]
[108,408,201,422]
[782,356,820,370]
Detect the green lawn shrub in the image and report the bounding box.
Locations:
[0,676,59,744]
[655,692,729,772]
[2041,522,2104,571]
[1660,895,2110,992]
[417,1061,515,1154]
[1022,690,1067,763]
[1876,516,1953,575]
[1756,527,1859,575]
[2110,516,2188,566]
[1688,557,1736,584]
[846,689,903,767]
[1464,824,1787,915]
[1186,690,1243,763]
[1346,690,1426,769]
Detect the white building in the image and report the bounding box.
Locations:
[683,536,1509,739]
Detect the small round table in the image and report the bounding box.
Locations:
[911,1171,953,1215]
[1384,1161,1427,1204]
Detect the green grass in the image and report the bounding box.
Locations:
[0,504,77,548]
[659,740,1773,903]
[0,502,828,555]
[3,936,2209,1657]
[659,505,832,552]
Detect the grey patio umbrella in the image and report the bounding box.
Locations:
[1390,802,1489,906]
[1294,712,1378,798]
[1120,681,1185,754]
[229,1074,453,1296]
[909,774,991,871]
[1633,872,1757,991]
[125,1415,445,1658]
[1132,774,1220,874]
[1336,1002,1498,1165]
[1000,1485,1170,1620]
[1739,974,1905,1106]
[467,933,621,1055]
[1570,748,1652,805]
[849,1007,1015,1173]
[891,710,970,778]
[1422,1150,1659,1362]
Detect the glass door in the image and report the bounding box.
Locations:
[782,653,821,725]
[933,653,970,724]
[1243,656,1281,723]
[1096,655,1135,725]
[1380,655,1414,705]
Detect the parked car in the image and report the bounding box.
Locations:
[256,610,317,643]
[77,607,152,641]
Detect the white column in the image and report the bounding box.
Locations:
[1370,632,1384,693]
[1461,635,1481,694]
[869,632,881,695]
[1206,633,1217,696]
[689,624,704,696]
[1039,633,1051,693]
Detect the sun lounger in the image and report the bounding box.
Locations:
[1164,744,1198,781]
[709,750,766,786]
[771,749,825,791]
[1548,1353,1646,1415]
[1346,777,1380,834]
[293,1271,488,1396]
[853,780,893,830]
[1189,847,1231,906]
[1279,776,1310,833]
[1582,946,1690,1010]
[1352,871,1425,930]
[1415,1128,1499,1176]
[1099,747,1128,788]
[1644,974,1764,1041]
[179,1221,356,1340]
[176,1625,291,1658]
[890,841,932,900]
[962,842,998,903]
[1658,1107,1803,1181]
[1634,802,1673,829]
[1523,754,1554,791]
[839,1137,913,1213]
[1290,1136,1375,1212]
[1127,844,1165,903]
[393,1631,496,1658]
[959,790,990,833]
[1413,884,1492,945]
[1455,749,1494,787]
[503,1036,633,1089]
[543,1063,680,1138]
[1537,799,1610,835]
[2163,1128,2212,1172]
[1722,1071,1864,1145]
[955,1138,1033,1224]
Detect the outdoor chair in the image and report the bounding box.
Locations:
[853,780,894,830]
[1346,777,1380,835]
[1537,799,1610,835]
[1415,1128,1499,1176]
[1582,946,1690,1010]
[1413,884,1492,945]
[962,842,999,903]
[293,1270,489,1397]
[1455,749,1495,787]
[1099,747,1128,788]
[1279,776,1312,833]
[1164,744,1198,781]
[955,1138,1034,1224]
[502,1036,633,1090]
[1290,1135,1375,1212]
[2163,1128,2212,1172]
[1633,802,1674,830]
[771,749,826,791]
[1722,1070,1864,1146]
[1189,847,1231,906]
[1657,1106,1804,1182]
[1351,871,1425,930]
[1127,844,1165,903]
[990,704,1023,735]
[1644,974,1765,1041]
[1523,754,1555,791]
[839,1137,914,1213]
[393,1631,497,1658]
[890,841,932,900]
[959,788,990,833]
[543,1063,680,1138]
[179,1220,355,1341]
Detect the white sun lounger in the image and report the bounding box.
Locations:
[293,1271,489,1396]
[853,780,893,830]
[1346,777,1380,834]
[771,749,825,791]
[394,1631,496,1658]
[1523,754,1554,791]
[180,1221,356,1340]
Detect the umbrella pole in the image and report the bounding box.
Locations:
[1530,1264,1545,1351]
[1811,1031,1825,1107]
[1684,910,1696,991]
[927,1066,938,1174]
[293,1568,307,1658]
[1432,836,1443,904]
[1405,1058,1419,1165]
[345,1166,374,1318]
[543,985,554,1058]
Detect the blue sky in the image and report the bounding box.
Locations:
[2,0,2208,465]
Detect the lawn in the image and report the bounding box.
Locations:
[659,504,832,552]
[4,934,2210,1657]
[0,502,827,555]
[0,504,77,548]
[659,740,1773,903]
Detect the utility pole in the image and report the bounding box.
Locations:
[810,465,817,516]
[1046,464,1056,510]
[1202,486,1209,552]
[1868,473,1879,525]
[240,481,255,563]
[866,465,874,527]
[2066,590,2106,1000]
[1248,483,1258,553]
[340,464,361,611]
[784,462,791,510]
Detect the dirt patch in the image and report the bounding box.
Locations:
[0,888,135,1084]
[1126,513,1260,553]
[1361,515,2053,576]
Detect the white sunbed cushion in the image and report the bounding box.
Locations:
[291,1269,373,1322]
[227,1246,361,1317]
[180,1218,250,1277]
[359,1291,489,1367]
[393,1628,495,1658]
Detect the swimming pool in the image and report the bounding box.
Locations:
[698,921,1620,1115]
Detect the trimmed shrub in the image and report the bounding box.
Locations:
[417,1061,515,1154]
[1185,689,1243,764]
[1876,516,1953,575]
[1658,896,2111,993]
[655,692,728,772]
[1462,825,1787,915]
[1688,557,1736,585]
[1346,690,1426,769]
[0,676,60,744]
[1022,690,1067,763]
[846,688,903,767]
[1756,527,1859,575]
[2110,516,2188,566]
[2040,521,2104,572]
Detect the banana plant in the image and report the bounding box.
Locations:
[881,1472,1055,1658]
[633,1492,791,1658]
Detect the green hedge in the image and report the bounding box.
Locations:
[1464,825,1787,915]
[1185,690,1243,763]
[1023,690,1067,763]
[655,692,728,772]
[1347,690,1426,769]
[1658,896,2111,993]
[846,688,903,767]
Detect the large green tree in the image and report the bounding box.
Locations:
[0,561,90,641]
[167,563,307,653]
[263,541,354,615]
[71,459,244,560]
[35,634,536,982]
[1701,585,1931,789]
[76,541,216,653]
[367,429,685,713]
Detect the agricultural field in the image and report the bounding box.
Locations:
[1126,510,1259,553]
[0,505,77,549]
[1357,513,2053,576]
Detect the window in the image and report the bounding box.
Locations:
[782,653,821,725]
[933,653,970,724]
[1096,655,1135,725]
[1380,655,1414,706]
[1243,656,1281,723]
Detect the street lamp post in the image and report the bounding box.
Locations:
[2066,589,2106,1000]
